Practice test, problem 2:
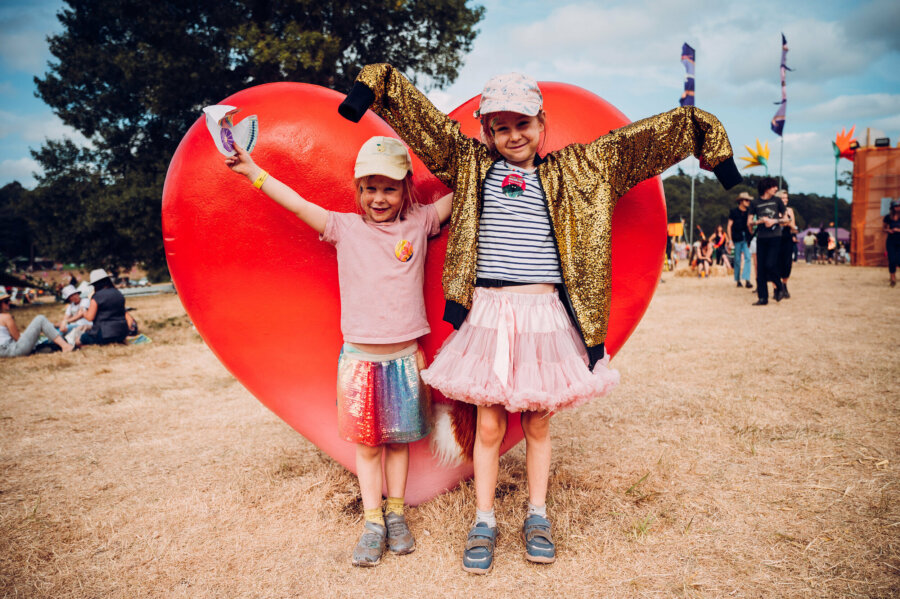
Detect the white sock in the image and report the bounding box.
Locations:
[475,508,496,528]
[527,502,547,517]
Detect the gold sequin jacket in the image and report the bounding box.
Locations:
[339,64,741,366]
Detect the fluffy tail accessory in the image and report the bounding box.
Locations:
[430,401,477,467]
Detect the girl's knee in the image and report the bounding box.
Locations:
[522,411,551,440]
[477,408,507,446]
[357,444,383,460]
[383,442,408,454]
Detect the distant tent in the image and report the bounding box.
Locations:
[797,226,849,242]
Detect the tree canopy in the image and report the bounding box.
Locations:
[25,0,484,276]
[662,171,851,239]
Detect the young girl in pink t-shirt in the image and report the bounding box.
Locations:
[226,136,451,567]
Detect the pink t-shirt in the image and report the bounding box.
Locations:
[320,203,441,344]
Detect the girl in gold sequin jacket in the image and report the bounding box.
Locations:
[339,64,741,573]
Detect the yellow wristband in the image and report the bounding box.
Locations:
[252,170,269,189]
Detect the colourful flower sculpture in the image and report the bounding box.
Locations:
[740,139,770,174]
[833,126,857,161]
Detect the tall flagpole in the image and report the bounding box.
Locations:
[680,43,696,244]
[690,161,695,244]
[779,136,784,190]
[772,34,791,189]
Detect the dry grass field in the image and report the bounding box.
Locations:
[1,263,898,598]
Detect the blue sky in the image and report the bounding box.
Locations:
[1,0,898,199]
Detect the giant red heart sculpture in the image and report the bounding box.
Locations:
[162,82,665,504]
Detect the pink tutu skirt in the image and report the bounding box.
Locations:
[420,288,619,412]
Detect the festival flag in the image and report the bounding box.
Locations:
[770,34,792,136]
[679,43,695,106]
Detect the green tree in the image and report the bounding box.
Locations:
[30,0,484,277]
[662,171,851,238]
[0,182,34,265]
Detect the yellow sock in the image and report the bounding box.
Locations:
[364,507,384,526]
[385,497,405,516]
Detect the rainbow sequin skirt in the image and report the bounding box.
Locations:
[337,344,431,446]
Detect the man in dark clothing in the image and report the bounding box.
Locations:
[749,177,786,305]
[816,227,830,264]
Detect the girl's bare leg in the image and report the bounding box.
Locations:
[473,404,508,511]
[383,443,409,500]
[356,444,384,510]
[521,410,552,506]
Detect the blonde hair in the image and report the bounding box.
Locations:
[479,111,547,154]
[353,173,420,218]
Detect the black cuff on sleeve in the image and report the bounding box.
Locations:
[442,300,468,330]
[337,82,375,123]
[586,342,606,370]
[713,157,742,190]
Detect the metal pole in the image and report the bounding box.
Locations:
[834,157,839,253]
[779,135,784,190]
[689,161,695,244]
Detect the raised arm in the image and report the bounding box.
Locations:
[432,192,453,224]
[225,144,328,234]
[339,64,486,188]
[576,105,741,201]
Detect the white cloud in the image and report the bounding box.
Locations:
[872,114,900,133]
[426,89,455,113]
[0,156,40,187]
[0,1,61,73]
[0,108,89,145]
[845,0,900,53]
[0,30,51,72]
[801,94,900,122]
[413,0,896,199]
[471,1,894,91]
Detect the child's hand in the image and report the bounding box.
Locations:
[224,143,260,180]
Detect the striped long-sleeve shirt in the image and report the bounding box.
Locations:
[476,160,562,283]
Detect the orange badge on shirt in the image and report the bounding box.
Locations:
[394,239,414,262]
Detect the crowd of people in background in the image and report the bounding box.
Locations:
[0,268,139,358]
[667,176,870,303]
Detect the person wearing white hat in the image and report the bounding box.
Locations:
[79,268,130,345]
[0,291,75,357]
[58,284,93,344]
[76,280,93,298]
[224,135,454,567]
[727,191,754,289]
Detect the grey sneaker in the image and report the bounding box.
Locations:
[462,522,497,574]
[352,521,387,567]
[522,514,556,564]
[385,511,415,554]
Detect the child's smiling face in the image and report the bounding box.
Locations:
[359,175,405,222]
[488,111,544,170]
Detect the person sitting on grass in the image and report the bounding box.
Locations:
[0,291,75,357]
[58,284,93,344]
[697,238,713,278]
[79,269,130,346]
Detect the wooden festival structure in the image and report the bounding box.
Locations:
[850,146,900,266]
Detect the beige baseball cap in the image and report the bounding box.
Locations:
[354,136,413,181]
